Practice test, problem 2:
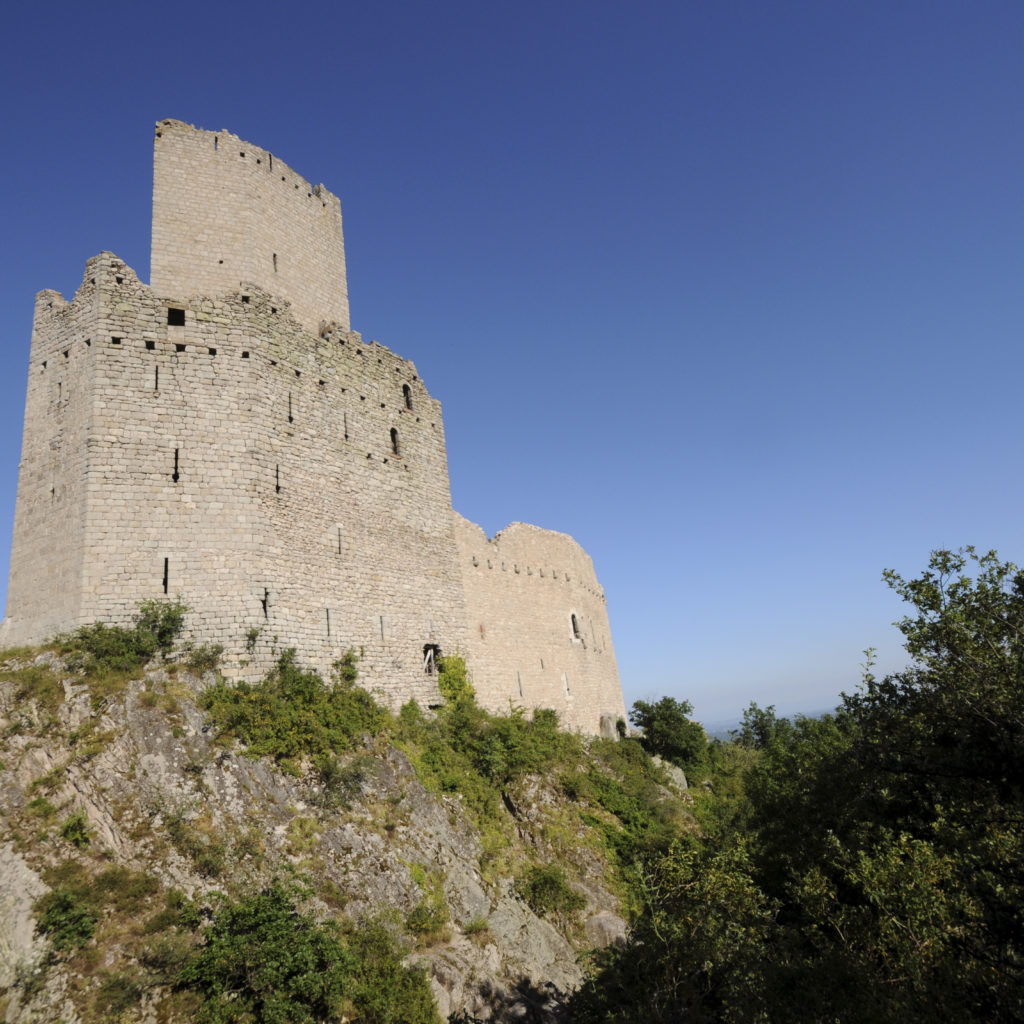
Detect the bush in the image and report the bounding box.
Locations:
[35,887,98,951]
[60,811,91,848]
[57,599,188,679]
[177,881,439,1024]
[515,864,586,919]
[200,649,387,772]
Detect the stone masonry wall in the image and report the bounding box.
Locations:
[3,253,467,708]
[1,120,628,732]
[453,515,626,734]
[151,120,350,337]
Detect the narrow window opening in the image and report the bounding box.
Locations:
[172,448,179,483]
[261,589,269,619]
[208,347,217,356]
[288,393,293,423]
[272,252,278,272]
[213,136,218,150]
[275,465,280,493]
[571,613,581,640]
[403,383,412,410]
[145,340,155,350]
[563,672,571,697]
[379,616,387,641]
[242,351,250,359]
[423,643,441,675]
[326,608,331,638]
[162,558,169,595]
[62,349,69,359]
[337,527,342,555]
[242,295,250,304]
[85,339,91,347]
[271,307,277,314]
[175,343,185,352]
[240,151,245,158]
[294,369,301,378]
[540,657,545,669]
[269,154,273,170]
[41,360,47,369]
[343,412,349,441]
[57,382,62,402]
[115,276,123,284]
[390,428,399,455]
[111,337,122,345]
[517,670,524,699]
[154,366,159,390]
[167,307,185,326]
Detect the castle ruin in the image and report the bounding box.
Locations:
[0,119,626,734]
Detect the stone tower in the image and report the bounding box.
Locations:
[0,119,626,732]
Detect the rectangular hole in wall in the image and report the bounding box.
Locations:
[172,448,179,483]
[175,343,185,352]
[208,348,217,356]
[517,670,524,699]
[154,366,159,390]
[145,340,155,350]
[241,351,250,359]
[275,465,280,493]
[167,307,185,326]
[111,337,122,345]
[85,339,91,347]
[261,589,269,619]
[162,558,169,595]
[62,349,69,359]
[242,295,250,304]
[326,608,331,638]
[115,276,123,284]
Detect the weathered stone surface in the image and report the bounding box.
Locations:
[0,661,630,1022]
[0,119,626,735]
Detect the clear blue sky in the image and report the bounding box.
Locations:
[2,1,1022,724]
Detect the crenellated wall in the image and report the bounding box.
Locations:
[151,120,350,337]
[1,120,626,732]
[453,515,626,733]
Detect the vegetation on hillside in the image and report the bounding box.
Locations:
[570,548,1024,1023]
[5,546,1022,1022]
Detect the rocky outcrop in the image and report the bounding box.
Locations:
[0,654,629,1023]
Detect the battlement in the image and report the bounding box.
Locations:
[2,121,626,733]
[151,120,350,336]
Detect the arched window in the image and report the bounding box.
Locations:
[390,428,400,455]
[403,383,413,410]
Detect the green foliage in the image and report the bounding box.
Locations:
[2,662,64,713]
[437,654,474,704]
[396,683,583,824]
[59,811,92,848]
[630,696,708,769]
[570,837,775,1024]
[56,599,188,681]
[515,864,585,919]
[177,881,439,1024]
[35,887,99,951]
[578,548,1024,1023]
[27,796,58,819]
[200,649,387,772]
[185,642,224,674]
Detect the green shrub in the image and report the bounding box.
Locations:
[515,864,586,919]
[177,881,439,1024]
[27,796,58,819]
[60,811,91,848]
[185,643,224,674]
[57,599,188,681]
[200,649,387,771]
[35,887,98,951]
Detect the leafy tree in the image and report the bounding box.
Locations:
[629,696,708,768]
